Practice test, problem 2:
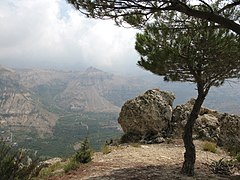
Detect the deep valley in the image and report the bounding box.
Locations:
[0,65,239,158]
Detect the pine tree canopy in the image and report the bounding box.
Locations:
[135,12,240,93]
[67,0,240,34]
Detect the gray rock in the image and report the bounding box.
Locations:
[119,90,240,151]
[218,114,240,151]
[118,89,175,137]
[172,99,240,151]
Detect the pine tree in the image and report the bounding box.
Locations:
[135,11,240,176]
[74,137,92,164]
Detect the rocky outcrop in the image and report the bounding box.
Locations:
[171,98,220,141]
[118,89,175,139]
[172,99,240,151]
[119,91,240,151]
[218,114,240,151]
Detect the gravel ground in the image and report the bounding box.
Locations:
[48,139,240,180]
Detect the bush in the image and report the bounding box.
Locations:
[101,144,112,154]
[64,158,79,173]
[202,141,217,153]
[74,137,92,164]
[0,140,39,180]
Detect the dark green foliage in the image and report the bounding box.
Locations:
[0,140,39,180]
[223,146,239,157]
[67,0,240,34]
[136,13,240,86]
[74,138,92,164]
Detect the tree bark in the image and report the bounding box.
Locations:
[180,93,206,176]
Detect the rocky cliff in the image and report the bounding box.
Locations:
[0,66,57,138]
[55,67,120,112]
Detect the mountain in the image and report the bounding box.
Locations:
[14,67,156,113]
[0,64,239,157]
[2,65,240,126]
[0,66,57,139]
[55,67,120,112]
[55,67,154,112]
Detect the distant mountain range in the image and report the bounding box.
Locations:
[0,65,239,139]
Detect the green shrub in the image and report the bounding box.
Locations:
[0,140,39,180]
[74,137,92,164]
[226,147,240,156]
[202,141,217,153]
[101,144,111,154]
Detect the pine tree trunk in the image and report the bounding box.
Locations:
[181,93,206,176]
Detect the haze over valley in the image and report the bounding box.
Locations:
[0,64,239,157]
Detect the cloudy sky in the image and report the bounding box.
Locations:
[0,0,144,74]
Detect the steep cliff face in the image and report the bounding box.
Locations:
[55,67,144,113]
[0,66,57,137]
[0,91,57,137]
[55,67,117,112]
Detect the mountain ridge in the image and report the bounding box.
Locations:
[0,65,239,141]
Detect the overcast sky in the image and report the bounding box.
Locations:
[0,0,145,74]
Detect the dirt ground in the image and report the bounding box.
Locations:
[48,139,240,180]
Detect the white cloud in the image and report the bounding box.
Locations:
[0,0,140,74]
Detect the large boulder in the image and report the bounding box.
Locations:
[118,89,175,139]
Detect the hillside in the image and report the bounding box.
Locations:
[0,66,57,140]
